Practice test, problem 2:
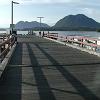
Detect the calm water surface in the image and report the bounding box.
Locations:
[35,31,100,39]
[1,31,100,39]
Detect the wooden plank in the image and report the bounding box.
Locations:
[0,36,99,100]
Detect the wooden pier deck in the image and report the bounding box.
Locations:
[0,35,100,100]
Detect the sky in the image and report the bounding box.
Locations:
[0,0,100,28]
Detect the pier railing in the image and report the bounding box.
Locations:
[43,33,100,52]
[0,36,15,62]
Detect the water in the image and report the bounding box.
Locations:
[49,31,100,38]
[0,31,29,35]
[51,31,100,37]
[0,31,6,34]
[1,30,100,39]
[1,30,100,52]
[34,31,100,39]
[17,31,28,35]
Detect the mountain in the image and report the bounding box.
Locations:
[15,21,50,30]
[53,14,100,31]
[15,14,100,31]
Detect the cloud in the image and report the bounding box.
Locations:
[0,0,82,5]
[80,7,100,22]
[0,0,100,6]
[18,0,81,4]
[0,0,10,5]
[82,8,93,14]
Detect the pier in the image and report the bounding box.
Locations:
[0,35,100,100]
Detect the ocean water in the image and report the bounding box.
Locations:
[1,31,100,39]
[34,31,100,39]
[0,31,29,35]
[0,31,6,34]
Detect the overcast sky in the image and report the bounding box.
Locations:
[0,0,100,27]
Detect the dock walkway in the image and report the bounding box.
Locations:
[0,35,100,100]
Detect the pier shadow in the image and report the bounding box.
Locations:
[51,88,79,95]
[35,43,100,100]
[26,43,56,100]
[0,43,22,100]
